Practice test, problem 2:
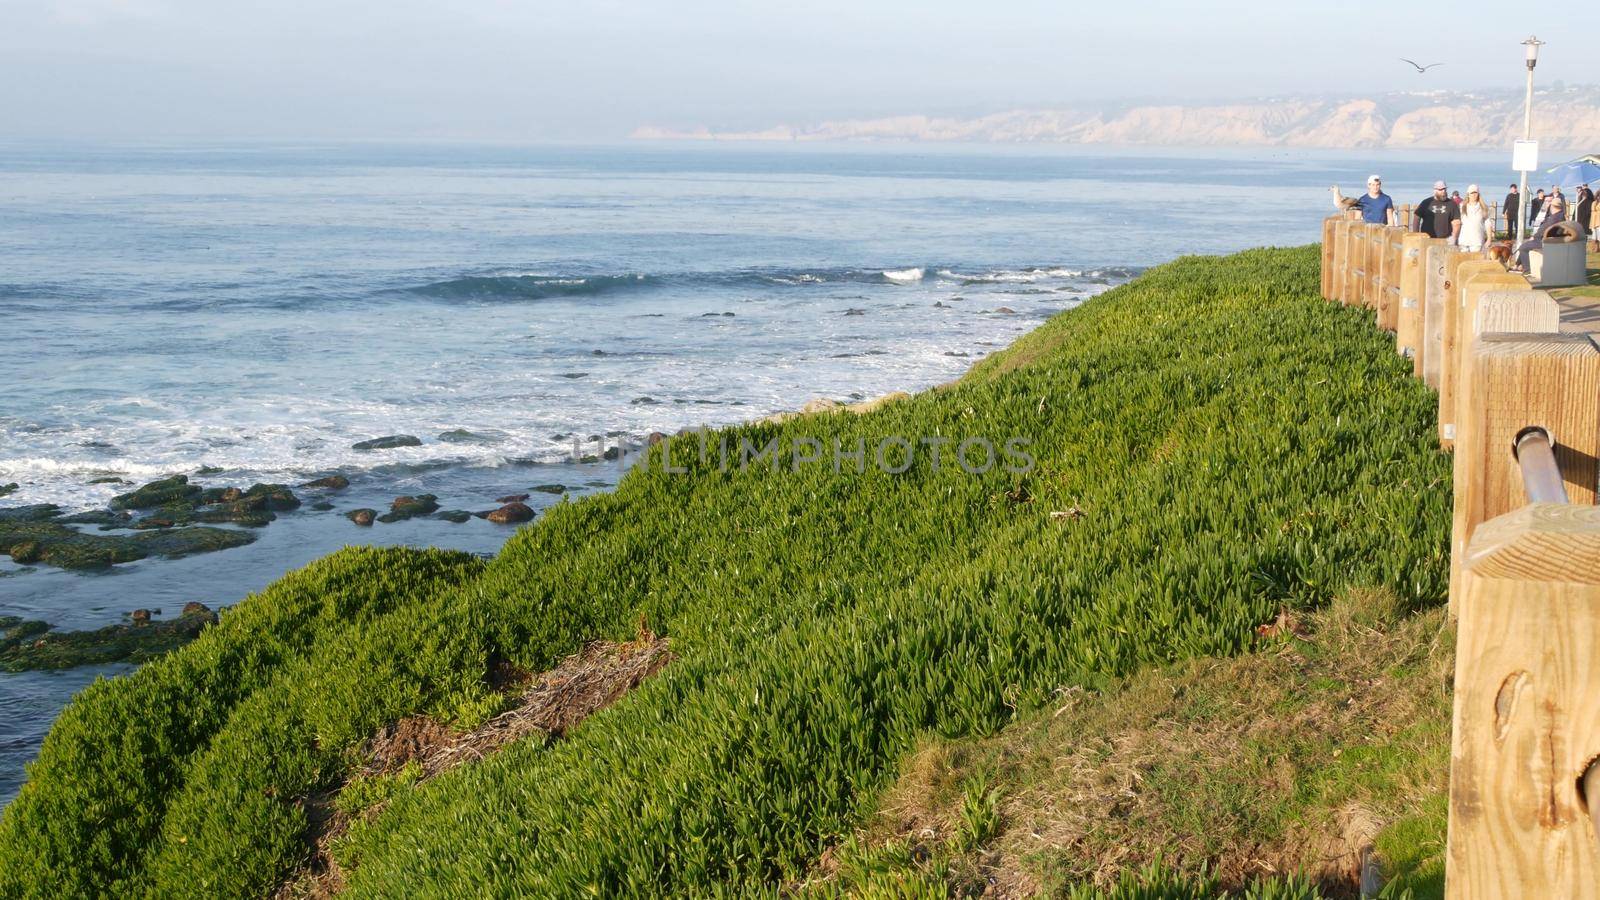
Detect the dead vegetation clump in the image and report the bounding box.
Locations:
[275,632,671,898]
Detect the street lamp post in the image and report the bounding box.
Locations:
[1516,35,1543,248]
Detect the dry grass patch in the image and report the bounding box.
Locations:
[274,632,671,898]
[806,589,1452,899]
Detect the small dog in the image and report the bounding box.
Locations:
[1487,241,1514,268]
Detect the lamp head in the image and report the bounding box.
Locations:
[1523,35,1543,68]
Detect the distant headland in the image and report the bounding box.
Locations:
[632,85,1600,150]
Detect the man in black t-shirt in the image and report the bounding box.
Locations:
[1414,180,1461,242]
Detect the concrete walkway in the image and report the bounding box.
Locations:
[1552,250,1600,333]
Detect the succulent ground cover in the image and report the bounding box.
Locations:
[0,247,1452,897]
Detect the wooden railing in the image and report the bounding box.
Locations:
[1322,214,1600,899]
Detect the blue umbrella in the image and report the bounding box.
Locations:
[1547,158,1600,189]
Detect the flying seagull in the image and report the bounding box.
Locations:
[1399,58,1444,73]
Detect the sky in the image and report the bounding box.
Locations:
[1,0,1595,141]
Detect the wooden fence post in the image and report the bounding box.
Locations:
[1443,270,1534,445]
[1398,232,1430,367]
[1341,220,1362,306]
[1423,242,1462,389]
[1353,224,1371,308]
[1378,226,1405,331]
[1447,503,1600,899]
[1321,216,1339,301]
[1449,328,1597,607]
[1475,291,1560,334]
[1365,225,1385,310]
[1440,257,1510,441]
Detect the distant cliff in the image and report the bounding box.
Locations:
[632,86,1600,150]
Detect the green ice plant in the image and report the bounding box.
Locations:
[0,247,1451,897]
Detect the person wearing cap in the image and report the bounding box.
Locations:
[1351,175,1395,225]
[1413,180,1461,242]
[1458,185,1493,253]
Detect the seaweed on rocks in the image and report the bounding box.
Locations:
[0,521,255,570]
[110,475,201,511]
[0,605,219,672]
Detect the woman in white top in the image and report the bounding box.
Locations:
[1457,184,1493,252]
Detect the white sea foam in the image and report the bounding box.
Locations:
[882,267,925,283]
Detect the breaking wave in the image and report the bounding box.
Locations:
[406,264,1133,303]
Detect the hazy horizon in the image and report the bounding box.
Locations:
[2,0,1594,141]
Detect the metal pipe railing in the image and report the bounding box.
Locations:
[1513,426,1570,504]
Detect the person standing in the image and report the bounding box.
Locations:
[1592,192,1600,252]
[1529,189,1546,226]
[1503,184,1520,237]
[1575,184,1594,239]
[1414,180,1462,242]
[1458,185,1493,252]
[1333,175,1396,225]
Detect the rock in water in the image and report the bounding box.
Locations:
[351,435,422,451]
[495,494,530,504]
[486,502,534,524]
[181,601,215,621]
[0,483,17,499]
[241,484,301,511]
[110,475,201,510]
[0,521,253,570]
[0,505,62,524]
[0,609,217,672]
[436,429,501,445]
[435,510,473,524]
[377,495,440,523]
[530,484,566,494]
[347,509,376,527]
[301,475,350,490]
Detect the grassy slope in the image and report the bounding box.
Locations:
[0,247,1452,897]
[805,589,1452,898]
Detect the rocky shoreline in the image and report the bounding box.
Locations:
[0,401,907,672]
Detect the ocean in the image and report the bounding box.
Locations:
[0,141,1500,802]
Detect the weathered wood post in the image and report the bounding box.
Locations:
[1340,219,1362,306]
[1447,503,1600,899]
[1438,262,1518,447]
[1364,224,1385,310]
[1442,270,1534,444]
[1398,232,1430,367]
[1448,322,1594,606]
[1321,216,1339,301]
[1423,242,1461,389]
[1378,226,1405,331]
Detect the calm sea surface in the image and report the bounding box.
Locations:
[0,141,1500,801]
